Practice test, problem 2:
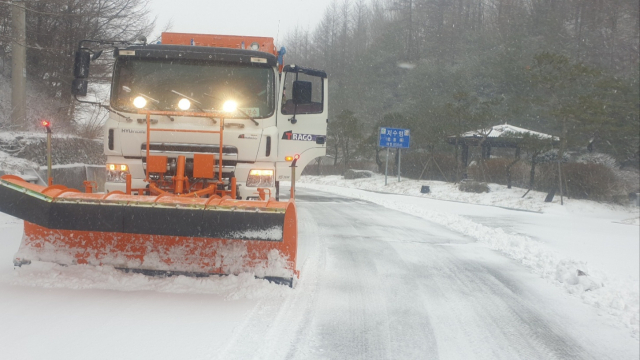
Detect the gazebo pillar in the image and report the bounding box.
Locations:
[462,143,469,167]
[482,144,492,159]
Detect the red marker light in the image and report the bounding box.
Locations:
[41,120,51,127]
[294,154,300,160]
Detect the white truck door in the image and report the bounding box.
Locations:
[276,65,328,182]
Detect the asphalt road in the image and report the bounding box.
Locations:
[217,188,636,360]
[0,187,636,360]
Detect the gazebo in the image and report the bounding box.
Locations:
[447,123,559,167]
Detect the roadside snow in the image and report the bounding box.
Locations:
[299,174,637,214]
[0,149,38,175]
[3,261,290,300]
[297,175,640,338]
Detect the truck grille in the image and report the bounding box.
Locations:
[140,143,238,179]
[140,143,238,156]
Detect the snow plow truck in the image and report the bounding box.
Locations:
[0,32,328,286]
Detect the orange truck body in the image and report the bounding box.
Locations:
[161,32,278,56]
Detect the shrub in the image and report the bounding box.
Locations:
[343,169,374,179]
[562,163,620,201]
[532,162,625,202]
[531,163,558,192]
[301,160,377,176]
[394,151,425,179]
[398,152,458,181]
[459,181,490,193]
[466,158,530,188]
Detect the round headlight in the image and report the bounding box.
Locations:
[222,100,237,112]
[250,42,260,51]
[178,98,191,110]
[133,96,147,109]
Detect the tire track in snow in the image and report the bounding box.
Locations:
[216,188,635,359]
[213,206,326,360]
[403,244,594,359]
[285,198,443,359]
[298,183,639,340]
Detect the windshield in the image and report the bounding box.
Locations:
[111,58,275,118]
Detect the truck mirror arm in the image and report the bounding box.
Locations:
[77,39,135,52]
[101,105,133,122]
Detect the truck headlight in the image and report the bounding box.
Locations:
[133,96,147,109]
[178,98,191,110]
[106,163,130,183]
[223,100,237,112]
[246,169,274,187]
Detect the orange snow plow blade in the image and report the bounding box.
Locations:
[0,175,298,285]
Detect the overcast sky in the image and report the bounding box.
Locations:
[148,0,332,46]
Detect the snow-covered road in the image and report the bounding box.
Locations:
[0,188,637,359]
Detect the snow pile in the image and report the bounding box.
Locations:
[230,226,283,241]
[0,149,38,175]
[617,217,640,226]
[2,261,290,300]
[297,181,640,338]
[0,132,104,168]
[15,230,295,280]
[299,174,639,213]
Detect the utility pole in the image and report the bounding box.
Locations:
[11,0,27,128]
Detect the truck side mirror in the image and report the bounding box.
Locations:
[74,50,91,78]
[292,80,312,105]
[72,50,91,96]
[72,78,88,96]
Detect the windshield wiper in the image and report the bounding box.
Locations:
[171,90,217,124]
[202,92,259,126]
[234,108,259,126]
[138,93,174,121]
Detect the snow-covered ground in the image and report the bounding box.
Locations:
[297,175,640,338]
[0,172,638,358]
[299,173,638,214]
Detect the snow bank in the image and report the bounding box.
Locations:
[299,174,638,214]
[0,149,38,175]
[15,230,295,281]
[0,132,104,170]
[2,261,290,300]
[230,226,283,241]
[297,178,640,338]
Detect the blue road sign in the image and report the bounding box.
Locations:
[378,127,410,149]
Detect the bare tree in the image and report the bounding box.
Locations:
[0,0,155,130]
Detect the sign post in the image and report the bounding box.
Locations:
[378,127,410,185]
[384,147,390,185]
[398,149,401,182]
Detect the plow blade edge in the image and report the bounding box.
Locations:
[0,176,298,283]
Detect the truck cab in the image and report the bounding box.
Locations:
[102,33,327,200]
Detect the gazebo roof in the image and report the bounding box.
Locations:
[448,123,559,147]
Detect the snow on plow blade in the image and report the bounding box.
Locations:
[0,175,298,285]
